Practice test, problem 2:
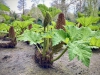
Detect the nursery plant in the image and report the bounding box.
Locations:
[18,12,100,68]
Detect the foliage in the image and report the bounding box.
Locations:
[37,4,61,19]
[65,20,75,26]
[21,15,32,21]
[31,24,43,33]
[90,30,100,47]
[77,12,85,18]
[37,4,48,17]
[0,3,10,11]
[18,29,43,45]
[12,20,33,35]
[90,37,100,47]
[89,25,100,31]
[18,25,100,67]
[77,16,100,26]
[52,29,68,46]
[0,23,10,36]
[60,26,99,66]
[2,14,11,21]
[48,7,61,19]
[0,23,10,31]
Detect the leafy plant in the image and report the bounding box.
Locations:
[77,16,100,27]
[18,8,100,68]
[0,23,10,32]
[65,20,75,26]
[18,20,100,68]
[37,4,48,17]
[21,15,33,21]
[89,25,100,31]
[90,37,100,47]
[12,20,33,35]
[77,12,85,18]
[2,14,11,21]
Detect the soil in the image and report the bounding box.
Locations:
[0,42,100,75]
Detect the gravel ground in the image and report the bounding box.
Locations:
[0,42,100,75]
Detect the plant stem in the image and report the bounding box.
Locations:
[45,25,49,52]
[46,38,49,51]
[35,45,42,54]
[52,47,67,62]
[43,27,46,57]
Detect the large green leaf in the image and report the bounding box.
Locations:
[65,26,80,41]
[18,29,43,45]
[37,4,48,17]
[49,7,61,18]
[0,23,10,31]
[68,41,92,67]
[52,29,68,46]
[65,20,75,26]
[0,3,10,11]
[21,15,32,21]
[2,14,11,21]
[38,4,61,19]
[65,26,97,42]
[79,27,93,40]
[31,24,43,33]
[77,16,100,26]
[90,37,100,47]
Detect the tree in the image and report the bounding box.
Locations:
[51,0,78,18]
[75,0,99,17]
[17,0,26,15]
[85,0,98,16]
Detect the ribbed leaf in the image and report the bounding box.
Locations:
[90,37,100,47]
[77,16,99,26]
[52,29,68,46]
[68,41,92,67]
[18,30,43,45]
[65,26,97,41]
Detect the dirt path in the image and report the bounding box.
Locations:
[0,42,100,75]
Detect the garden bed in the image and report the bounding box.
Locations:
[0,42,100,75]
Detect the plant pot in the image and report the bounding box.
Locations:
[34,50,53,68]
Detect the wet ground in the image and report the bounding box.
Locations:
[0,42,100,75]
